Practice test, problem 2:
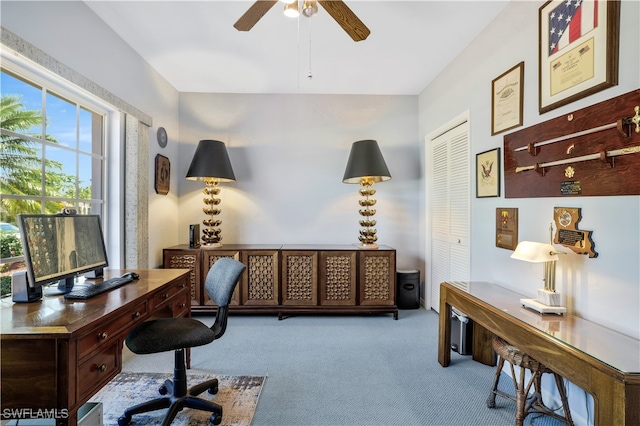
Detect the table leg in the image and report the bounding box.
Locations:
[438,287,452,367]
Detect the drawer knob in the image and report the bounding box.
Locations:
[132,311,141,318]
[97,364,107,373]
[98,331,108,340]
[162,294,169,300]
[179,303,186,308]
[180,284,187,289]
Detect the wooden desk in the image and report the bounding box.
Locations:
[1,269,190,426]
[438,281,640,426]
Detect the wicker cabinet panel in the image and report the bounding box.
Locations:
[359,250,395,306]
[281,251,318,306]
[202,249,242,306]
[320,251,356,306]
[163,249,200,306]
[241,250,280,306]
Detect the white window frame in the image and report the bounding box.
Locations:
[1,50,123,267]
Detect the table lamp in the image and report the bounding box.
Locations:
[511,240,566,314]
[186,140,236,247]
[342,140,391,249]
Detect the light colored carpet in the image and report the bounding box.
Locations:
[90,372,265,426]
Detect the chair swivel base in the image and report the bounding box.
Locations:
[118,350,223,426]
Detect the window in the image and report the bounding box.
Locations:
[1,67,107,295]
[1,70,105,216]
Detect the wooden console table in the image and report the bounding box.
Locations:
[0,269,190,426]
[163,244,397,319]
[438,281,640,426]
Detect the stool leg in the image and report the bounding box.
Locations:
[486,357,505,408]
[554,373,574,426]
[514,366,531,426]
[524,369,543,414]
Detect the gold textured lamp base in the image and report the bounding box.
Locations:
[357,179,379,249]
[201,178,223,247]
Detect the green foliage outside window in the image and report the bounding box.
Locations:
[1,94,93,296]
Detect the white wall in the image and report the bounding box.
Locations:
[419,0,639,340]
[178,93,421,270]
[419,2,639,422]
[1,1,182,268]
[1,2,422,271]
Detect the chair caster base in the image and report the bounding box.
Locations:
[117,414,131,426]
[210,413,222,425]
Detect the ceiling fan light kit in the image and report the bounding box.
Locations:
[301,0,319,18]
[234,0,370,42]
[283,2,299,18]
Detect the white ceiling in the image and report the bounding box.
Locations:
[86,0,509,95]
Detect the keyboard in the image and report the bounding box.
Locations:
[64,276,134,300]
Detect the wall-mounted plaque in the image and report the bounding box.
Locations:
[553,207,597,258]
[155,154,170,195]
[496,208,518,250]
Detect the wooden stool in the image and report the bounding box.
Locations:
[487,335,573,426]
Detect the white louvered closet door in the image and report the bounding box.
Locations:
[429,121,470,312]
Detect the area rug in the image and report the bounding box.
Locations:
[91,372,265,426]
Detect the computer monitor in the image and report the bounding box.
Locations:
[18,213,109,295]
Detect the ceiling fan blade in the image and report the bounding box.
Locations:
[318,0,370,42]
[233,0,279,32]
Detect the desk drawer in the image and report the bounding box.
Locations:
[77,342,119,401]
[151,280,188,311]
[173,291,190,317]
[78,300,148,360]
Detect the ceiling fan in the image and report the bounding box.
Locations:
[234,0,370,42]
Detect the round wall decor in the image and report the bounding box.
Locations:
[157,127,168,148]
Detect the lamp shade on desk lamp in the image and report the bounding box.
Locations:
[511,240,565,314]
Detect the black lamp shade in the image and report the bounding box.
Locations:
[342,140,391,184]
[186,140,236,182]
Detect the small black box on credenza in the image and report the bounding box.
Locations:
[189,224,200,248]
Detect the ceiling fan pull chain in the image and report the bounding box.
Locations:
[297,5,301,89]
[308,17,313,80]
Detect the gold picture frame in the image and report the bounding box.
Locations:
[496,208,518,250]
[155,154,170,195]
[492,62,524,135]
[476,148,500,198]
[538,0,620,114]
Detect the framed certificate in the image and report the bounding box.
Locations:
[492,62,524,135]
[538,0,620,114]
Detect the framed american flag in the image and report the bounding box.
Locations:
[538,0,620,114]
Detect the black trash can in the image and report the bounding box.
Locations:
[396,269,420,309]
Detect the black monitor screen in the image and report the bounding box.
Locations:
[18,214,109,291]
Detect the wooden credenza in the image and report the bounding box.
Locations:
[163,244,398,319]
[0,269,190,426]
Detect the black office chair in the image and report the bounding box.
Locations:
[118,257,246,426]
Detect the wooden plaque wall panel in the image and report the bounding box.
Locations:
[504,89,640,198]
